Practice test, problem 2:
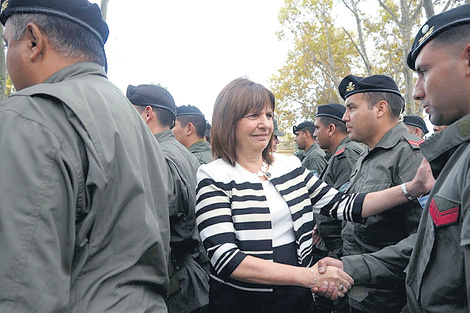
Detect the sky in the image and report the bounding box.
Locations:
[93,0,435,135]
[96,0,290,122]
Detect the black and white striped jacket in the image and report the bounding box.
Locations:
[196,154,365,292]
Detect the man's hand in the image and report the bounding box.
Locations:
[311,257,353,300]
[312,224,323,246]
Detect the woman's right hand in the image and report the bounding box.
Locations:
[308,261,354,297]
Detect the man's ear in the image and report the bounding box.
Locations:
[328,124,336,136]
[186,122,195,136]
[25,23,44,62]
[464,43,470,76]
[375,100,387,118]
[144,106,154,122]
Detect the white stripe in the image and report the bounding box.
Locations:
[196,208,231,225]
[232,200,267,209]
[196,194,229,208]
[210,274,274,292]
[236,229,272,241]
[233,213,271,223]
[199,222,235,242]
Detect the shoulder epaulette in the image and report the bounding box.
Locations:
[335,147,346,155]
[404,133,424,148]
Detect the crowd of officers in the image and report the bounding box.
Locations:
[0,0,469,312]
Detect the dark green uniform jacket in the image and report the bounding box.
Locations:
[343,113,470,313]
[343,122,423,313]
[317,137,363,257]
[188,139,212,165]
[301,142,327,177]
[155,130,209,312]
[0,63,171,312]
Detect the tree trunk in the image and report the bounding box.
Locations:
[100,0,109,21]
[342,0,373,75]
[422,0,434,19]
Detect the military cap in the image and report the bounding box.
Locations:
[273,118,285,137]
[315,103,346,123]
[293,121,315,134]
[403,115,429,134]
[338,74,402,100]
[177,105,205,119]
[126,84,176,117]
[408,4,470,70]
[0,0,109,45]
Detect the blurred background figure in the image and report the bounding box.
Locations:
[174,105,213,165]
[403,115,428,139]
[293,121,327,176]
[272,118,286,152]
[204,121,212,143]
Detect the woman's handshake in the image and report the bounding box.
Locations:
[309,258,353,300]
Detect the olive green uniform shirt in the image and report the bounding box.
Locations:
[301,142,327,177]
[155,130,209,312]
[316,136,363,257]
[0,63,170,312]
[343,122,423,313]
[188,139,212,165]
[343,114,470,313]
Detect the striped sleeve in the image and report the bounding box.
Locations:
[196,175,246,280]
[302,167,366,223]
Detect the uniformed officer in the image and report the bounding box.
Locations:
[403,115,429,139]
[273,118,285,152]
[293,121,327,176]
[339,74,424,313]
[173,105,213,165]
[313,103,364,258]
[127,85,209,313]
[0,1,170,311]
[311,103,364,312]
[318,4,470,312]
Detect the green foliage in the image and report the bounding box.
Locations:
[272,0,364,131]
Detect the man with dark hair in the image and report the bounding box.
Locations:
[127,85,209,313]
[293,121,327,176]
[311,103,363,312]
[313,103,364,258]
[338,75,423,313]
[319,4,470,312]
[0,1,170,312]
[403,115,429,139]
[173,105,212,165]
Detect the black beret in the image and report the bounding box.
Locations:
[293,121,315,134]
[408,4,470,70]
[126,84,176,117]
[403,115,429,134]
[338,75,402,100]
[315,103,346,122]
[273,118,285,137]
[0,0,109,45]
[176,105,205,119]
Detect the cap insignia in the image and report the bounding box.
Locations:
[1,0,9,13]
[418,25,434,45]
[346,82,355,92]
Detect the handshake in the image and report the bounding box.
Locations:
[309,257,354,300]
